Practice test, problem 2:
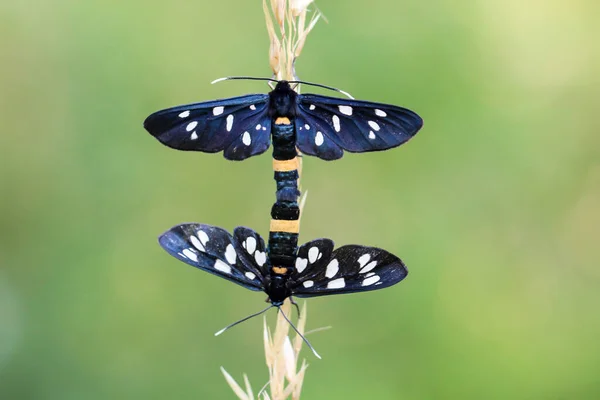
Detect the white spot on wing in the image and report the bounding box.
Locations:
[225,244,237,264]
[362,275,380,286]
[359,260,378,274]
[197,230,209,246]
[309,104,316,110]
[368,121,380,131]
[315,131,324,146]
[365,272,376,278]
[368,131,376,140]
[190,131,198,140]
[375,109,387,117]
[178,110,190,118]
[242,131,251,146]
[255,251,266,266]
[303,280,314,288]
[182,248,198,262]
[226,114,234,132]
[214,259,232,274]
[327,278,345,289]
[357,254,371,268]
[338,105,353,115]
[304,124,310,130]
[213,106,224,116]
[245,271,256,280]
[308,246,320,263]
[255,124,262,130]
[295,257,308,273]
[325,259,339,278]
[244,237,257,254]
[262,126,267,131]
[332,115,341,132]
[186,121,198,132]
[190,236,205,252]
[249,105,256,110]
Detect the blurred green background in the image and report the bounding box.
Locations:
[2,0,599,398]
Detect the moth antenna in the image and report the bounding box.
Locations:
[288,80,354,99]
[278,307,322,359]
[211,76,280,85]
[214,305,275,336]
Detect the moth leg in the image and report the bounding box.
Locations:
[290,296,300,317]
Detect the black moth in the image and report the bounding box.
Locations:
[159,223,408,357]
[144,79,423,161]
[160,223,408,304]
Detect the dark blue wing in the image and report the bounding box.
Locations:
[290,241,408,297]
[289,239,335,282]
[144,94,271,161]
[232,226,271,278]
[295,94,423,160]
[158,223,265,291]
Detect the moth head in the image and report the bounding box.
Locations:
[266,271,292,305]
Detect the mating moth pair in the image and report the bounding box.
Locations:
[144,78,422,356]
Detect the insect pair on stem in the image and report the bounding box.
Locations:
[144,76,423,358]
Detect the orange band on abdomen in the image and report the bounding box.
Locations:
[272,266,288,274]
[273,157,299,172]
[270,219,300,233]
[274,117,291,125]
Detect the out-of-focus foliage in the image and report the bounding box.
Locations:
[1,0,599,399]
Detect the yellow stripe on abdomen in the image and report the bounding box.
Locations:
[270,219,300,233]
[274,117,291,125]
[272,157,299,172]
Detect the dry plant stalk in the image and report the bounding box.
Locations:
[262,301,310,400]
[221,302,311,400]
[221,2,321,399]
[263,0,322,81]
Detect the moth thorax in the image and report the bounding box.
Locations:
[267,273,291,305]
[269,85,297,118]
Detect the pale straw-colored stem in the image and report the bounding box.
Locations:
[222,302,312,400]
[264,0,322,82]
[222,1,321,399]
